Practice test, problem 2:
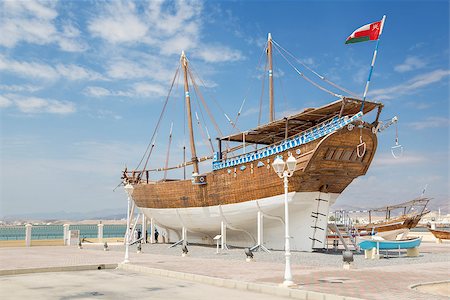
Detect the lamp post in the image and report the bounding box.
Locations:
[272,154,297,287]
[123,183,134,264]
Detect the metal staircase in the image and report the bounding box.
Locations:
[327,210,361,252]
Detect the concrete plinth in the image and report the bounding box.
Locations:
[407,247,419,257]
[364,248,380,259]
[343,262,354,270]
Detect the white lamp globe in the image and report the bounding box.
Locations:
[272,156,285,175]
[286,155,297,173]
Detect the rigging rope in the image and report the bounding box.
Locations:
[273,45,342,98]
[187,67,225,137]
[205,126,215,153]
[273,50,289,116]
[188,62,240,134]
[195,111,214,154]
[258,56,268,126]
[234,41,269,127]
[272,39,359,98]
[187,67,233,153]
[163,122,173,180]
[136,65,180,174]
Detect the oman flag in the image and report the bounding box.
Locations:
[345,20,383,44]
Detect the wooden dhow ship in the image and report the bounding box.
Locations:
[122,34,386,251]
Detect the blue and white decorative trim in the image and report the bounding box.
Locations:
[212,112,363,171]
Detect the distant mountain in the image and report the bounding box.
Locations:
[2,208,126,222]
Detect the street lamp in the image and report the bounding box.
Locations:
[272,154,297,287]
[123,183,134,263]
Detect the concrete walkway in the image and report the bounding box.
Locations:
[0,242,449,300]
[0,269,290,300]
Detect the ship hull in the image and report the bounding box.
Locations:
[141,191,339,251]
[428,228,450,240]
[129,124,378,251]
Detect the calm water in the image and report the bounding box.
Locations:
[0,224,142,240]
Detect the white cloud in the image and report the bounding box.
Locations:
[0,84,42,92]
[96,110,123,120]
[105,55,176,83]
[195,45,244,63]
[394,56,426,73]
[369,69,450,100]
[84,86,112,97]
[106,60,150,79]
[0,1,86,52]
[55,64,103,81]
[146,0,202,37]
[408,117,450,130]
[84,82,167,99]
[0,95,13,108]
[0,56,103,81]
[160,35,197,56]
[128,82,167,97]
[3,94,76,114]
[0,55,58,80]
[373,152,427,167]
[88,1,148,44]
[87,0,241,64]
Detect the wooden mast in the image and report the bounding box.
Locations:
[181,51,199,174]
[268,33,274,122]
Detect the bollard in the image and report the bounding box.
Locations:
[97,223,104,243]
[63,224,70,246]
[25,224,32,247]
[342,250,354,269]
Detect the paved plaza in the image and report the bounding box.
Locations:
[0,241,449,300]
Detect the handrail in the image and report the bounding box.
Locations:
[212,111,363,171]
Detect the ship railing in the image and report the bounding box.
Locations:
[212,111,363,171]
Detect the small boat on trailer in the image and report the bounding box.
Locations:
[359,236,422,259]
[327,198,429,251]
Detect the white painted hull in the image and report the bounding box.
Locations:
[139,191,339,251]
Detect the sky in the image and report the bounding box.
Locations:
[0,0,449,218]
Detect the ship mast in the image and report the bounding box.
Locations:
[181,51,199,174]
[268,33,275,122]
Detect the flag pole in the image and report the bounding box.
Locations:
[360,15,386,112]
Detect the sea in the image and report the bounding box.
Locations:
[0,224,142,240]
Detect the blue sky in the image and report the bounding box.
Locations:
[0,0,449,218]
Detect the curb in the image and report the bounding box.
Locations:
[118,263,364,300]
[409,279,450,290]
[0,264,118,276]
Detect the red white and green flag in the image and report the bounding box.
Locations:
[345,20,383,44]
